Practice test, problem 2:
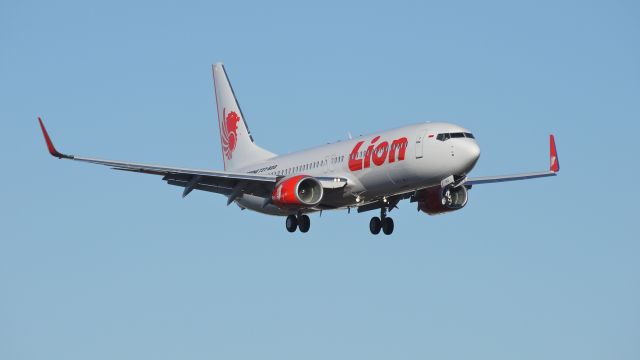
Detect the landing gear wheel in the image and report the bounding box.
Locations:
[369,217,382,235]
[298,214,311,233]
[286,215,298,233]
[382,217,394,235]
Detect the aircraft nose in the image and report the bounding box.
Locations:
[459,140,480,172]
[468,141,480,162]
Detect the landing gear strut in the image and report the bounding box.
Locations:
[370,207,394,235]
[285,214,311,233]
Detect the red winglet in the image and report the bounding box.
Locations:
[38,117,72,159]
[550,134,559,173]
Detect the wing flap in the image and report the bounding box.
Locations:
[165,180,234,196]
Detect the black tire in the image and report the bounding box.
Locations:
[286,215,298,232]
[298,214,311,233]
[369,217,381,235]
[382,217,394,235]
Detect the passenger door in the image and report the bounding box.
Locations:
[415,130,428,158]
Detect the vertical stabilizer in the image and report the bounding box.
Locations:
[212,63,276,170]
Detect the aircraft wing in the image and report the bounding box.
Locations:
[466,134,559,185]
[38,118,278,201]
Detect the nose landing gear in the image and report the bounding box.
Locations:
[369,207,394,235]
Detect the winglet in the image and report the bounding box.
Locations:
[38,117,73,159]
[550,134,559,173]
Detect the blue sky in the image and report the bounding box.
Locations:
[1,0,639,359]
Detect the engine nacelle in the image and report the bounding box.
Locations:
[272,175,324,208]
[418,185,469,215]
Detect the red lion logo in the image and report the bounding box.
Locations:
[221,109,240,160]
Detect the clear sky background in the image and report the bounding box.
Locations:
[1,1,639,359]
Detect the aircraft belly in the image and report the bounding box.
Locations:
[235,194,288,216]
[236,194,322,216]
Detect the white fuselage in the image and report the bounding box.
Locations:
[236,122,481,215]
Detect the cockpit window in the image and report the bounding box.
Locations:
[436,132,475,141]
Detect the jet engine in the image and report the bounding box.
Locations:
[417,185,469,215]
[272,175,324,208]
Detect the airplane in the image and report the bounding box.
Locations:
[38,63,559,235]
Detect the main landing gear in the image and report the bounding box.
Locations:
[370,207,394,235]
[286,214,311,233]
